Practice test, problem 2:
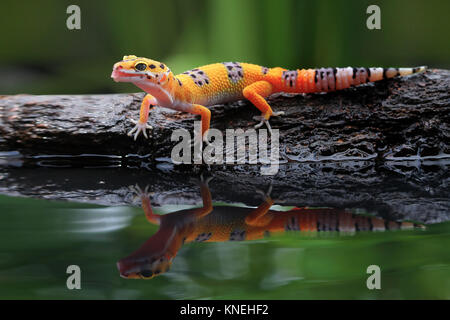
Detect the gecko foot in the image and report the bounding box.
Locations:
[128,119,153,140]
[253,116,272,135]
[199,173,213,187]
[255,181,273,201]
[253,111,284,135]
[129,184,152,203]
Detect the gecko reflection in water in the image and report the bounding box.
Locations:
[116,180,423,280]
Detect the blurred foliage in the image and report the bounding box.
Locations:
[0,194,449,299]
[0,0,449,94]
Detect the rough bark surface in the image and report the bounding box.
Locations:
[0,69,449,160]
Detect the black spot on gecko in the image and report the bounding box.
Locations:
[285,216,300,231]
[324,68,334,91]
[282,70,298,88]
[160,63,165,69]
[183,68,210,87]
[149,64,156,69]
[195,232,212,242]
[333,68,338,86]
[230,229,246,241]
[223,62,244,83]
[368,218,373,231]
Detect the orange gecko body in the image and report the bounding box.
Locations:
[111,55,426,140]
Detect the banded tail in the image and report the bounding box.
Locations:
[283,209,426,233]
[281,66,427,93]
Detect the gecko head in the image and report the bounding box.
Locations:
[116,253,173,280]
[111,55,171,85]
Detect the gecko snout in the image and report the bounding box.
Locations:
[111,65,129,82]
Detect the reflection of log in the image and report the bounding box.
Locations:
[0,162,448,224]
[0,69,449,159]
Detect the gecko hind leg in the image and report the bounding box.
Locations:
[245,182,275,227]
[243,81,284,135]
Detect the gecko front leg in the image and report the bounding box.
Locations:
[189,104,211,142]
[129,184,160,225]
[128,94,157,140]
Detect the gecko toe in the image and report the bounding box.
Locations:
[128,119,152,140]
[254,119,273,135]
[272,111,285,117]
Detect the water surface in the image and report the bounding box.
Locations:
[0,174,448,299]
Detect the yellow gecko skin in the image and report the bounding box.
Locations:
[111,55,426,140]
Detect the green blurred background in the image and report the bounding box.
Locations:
[1,194,449,299]
[0,0,449,95]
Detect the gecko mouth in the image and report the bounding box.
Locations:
[111,67,142,82]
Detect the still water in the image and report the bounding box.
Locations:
[0,158,449,299]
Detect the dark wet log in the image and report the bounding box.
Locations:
[0,69,449,160]
[0,161,449,224]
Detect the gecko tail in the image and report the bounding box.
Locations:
[391,66,427,76]
[303,65,427,93]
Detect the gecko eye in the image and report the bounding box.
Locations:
[135,63,147,71]
[140,270,153,278]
